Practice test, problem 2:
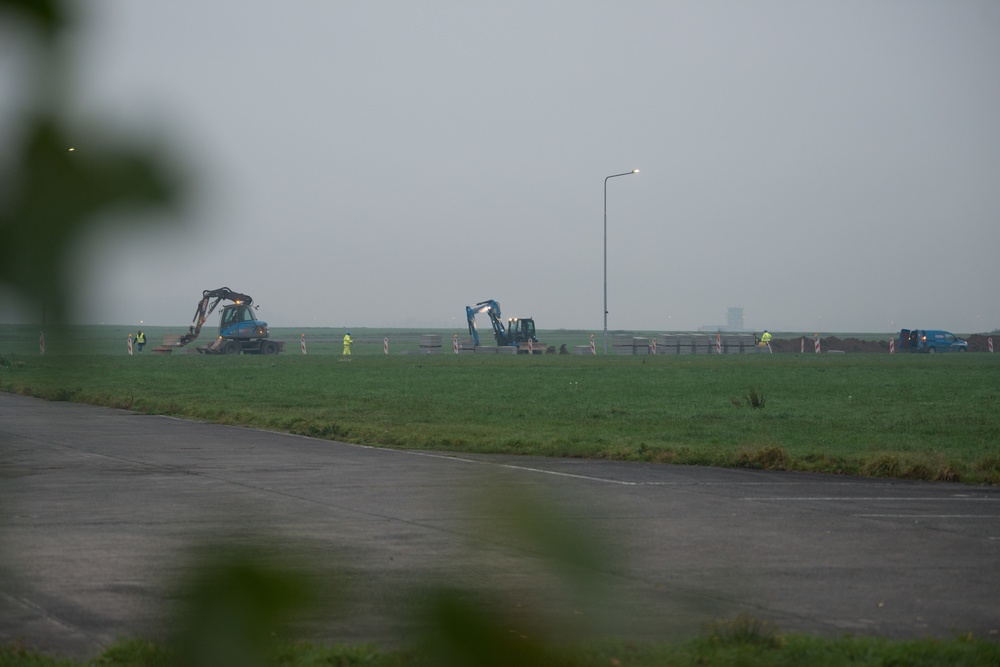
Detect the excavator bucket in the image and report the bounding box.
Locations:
[196,338,226,354]
[151,334,184,355]
[177,332,198,346]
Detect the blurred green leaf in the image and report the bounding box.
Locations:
[416,589,553,667]
[169,546,316,667]
[0,0,66,37]
[0,116,181,323]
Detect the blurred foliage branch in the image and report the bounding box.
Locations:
[1,3,693,664]
[0,0,183,325]
[2,0,65,38]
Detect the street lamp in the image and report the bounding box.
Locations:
[604,169,639,355]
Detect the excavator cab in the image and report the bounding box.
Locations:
[220,303,268,340]
[508,317,536,344]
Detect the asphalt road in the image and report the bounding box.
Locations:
[2,392,998,659]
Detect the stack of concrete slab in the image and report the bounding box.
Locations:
[721,334,761,354]
[609,335,656,355]
[612,334,636,355]
[474,345,517,355]
[653,335,679,355]
[653,333,762,354]
[631,337,650,355]
[418,334,442,354]
[653,334,712,355]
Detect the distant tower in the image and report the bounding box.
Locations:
[727,307,744,331]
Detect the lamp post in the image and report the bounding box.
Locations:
[604,169,639,355]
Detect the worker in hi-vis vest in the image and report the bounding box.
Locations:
[342,332,352,356]
[760,330,772,353]
[135,330,146,353]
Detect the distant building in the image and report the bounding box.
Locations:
[699,306,746,332]
[727,307,744,331]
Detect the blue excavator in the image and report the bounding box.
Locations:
[164,287,284,355]
[466,299,542,352]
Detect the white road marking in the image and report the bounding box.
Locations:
[855,514,1000,518]
[410,451,639,484]
[743,497,1000,502]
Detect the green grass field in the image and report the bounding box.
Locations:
[2,325,998,484]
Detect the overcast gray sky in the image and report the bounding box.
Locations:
[5,1,1000,333]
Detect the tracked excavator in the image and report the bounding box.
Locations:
[465,299,547,353]
[155,287,284,355]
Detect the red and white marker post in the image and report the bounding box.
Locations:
[384,337,389,355]
[590,334,595,355]
[39,332,45,356]
[801,337,805,353]
[127,333,133,356]
[814,334,821,354]
[300,334,307,355]
[989,337,994,353]
[528,338,534,354]
[889,337,895,354]
[716,332,722,354]
[651,337,657,355]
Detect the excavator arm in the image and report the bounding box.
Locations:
[177,287,253,346]
[465,298,540,350]
[466,299,507,347]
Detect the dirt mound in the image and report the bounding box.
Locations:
[965,334,997,353]
[769,336,892,354]
[770,333,997,353]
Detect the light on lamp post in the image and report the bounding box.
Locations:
[604,169,639,355]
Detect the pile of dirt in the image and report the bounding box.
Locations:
[769,333,997,353]
[769,336,888,353]
[965,334,997,353]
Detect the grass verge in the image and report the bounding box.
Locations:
[1,349,998,484]
[4,629,1000,667]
